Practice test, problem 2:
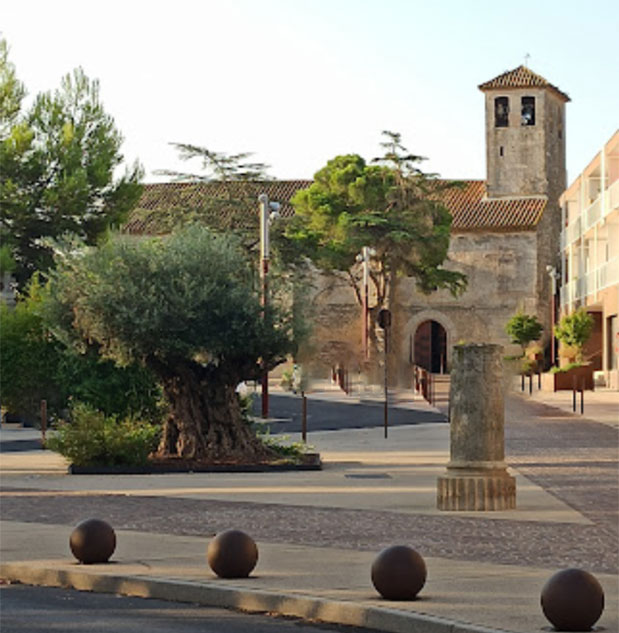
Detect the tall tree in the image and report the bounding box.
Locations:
[0,39,25,137]
[45,227,297,462]
[0,47,142,287]
[283,131,466,357]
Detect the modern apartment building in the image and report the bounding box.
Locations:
[559,130,619,388]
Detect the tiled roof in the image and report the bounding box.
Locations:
[441,181,547,231]
[478,65,570,102]
[124,180,311,235]
[125,179,546,235]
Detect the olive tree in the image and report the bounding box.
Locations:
[45,226,296,461]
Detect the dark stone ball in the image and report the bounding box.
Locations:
[541,568,605,631]
[371,545,427,600]
[69,518,116,564]
[206,530,258,578]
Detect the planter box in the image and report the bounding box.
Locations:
[542,365,594,392]
[68,452,322,475]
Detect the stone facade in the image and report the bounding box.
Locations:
[128,65,571,383]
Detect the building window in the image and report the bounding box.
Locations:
[521,96,535,126]
[499,146,504,157]
[495,97,509,127]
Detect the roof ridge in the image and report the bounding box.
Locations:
[478,65,570,102]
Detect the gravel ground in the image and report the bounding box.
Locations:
[1,395,617,574]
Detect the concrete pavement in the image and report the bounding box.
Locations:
[1,384,618,633]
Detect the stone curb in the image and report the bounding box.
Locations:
[0,562,512,633]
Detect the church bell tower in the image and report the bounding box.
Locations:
[478,65,570,204]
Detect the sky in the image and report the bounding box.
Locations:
[2,0,618,186]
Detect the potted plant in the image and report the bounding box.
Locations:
[505,311,543,373]
[543,308,595,391]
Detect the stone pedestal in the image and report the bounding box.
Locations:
[437,343,516,511]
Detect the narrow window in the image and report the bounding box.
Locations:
[495,97,509,127]
[499,146,504,157]
[521,96,535,126]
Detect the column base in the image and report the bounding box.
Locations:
[437,472,516,511]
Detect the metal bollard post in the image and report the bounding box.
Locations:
[572,375,577,412]
[40,399,47,448]
[301,392,307,442]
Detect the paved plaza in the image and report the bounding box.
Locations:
[1,382,617,633]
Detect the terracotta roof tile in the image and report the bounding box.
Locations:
[441,180,547,231]
[478,65,570,102]
[125,179,546,235]
[124,180,311,235]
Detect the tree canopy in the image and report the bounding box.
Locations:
[0,40,142,287]
[555,308,594,362]
[505,310,544,354]
[282,131,467,354]
[45,226,298,460]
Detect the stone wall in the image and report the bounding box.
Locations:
[304,229,540,384]
[393,230,539,376]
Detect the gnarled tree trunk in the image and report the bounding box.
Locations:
[154,361,274,463]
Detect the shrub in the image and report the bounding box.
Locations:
[0,274,162,424]
[47,402,161,466]
[0,278,63,422]
[555,309,594,362]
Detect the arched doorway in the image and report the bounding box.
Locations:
[413,320,448,373]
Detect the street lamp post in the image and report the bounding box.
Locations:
[258,193,280,419]
[546,265,559,367]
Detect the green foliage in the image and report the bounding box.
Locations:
[0,274,161,422]
[253,423,314,462]
[282,131,467,316]
[0,244,16,273]
[0,275,62,421]
[45,226,297,381]
[0,44,142,288]
[0,39,25,136]
[505,310,543,353]
[555,309,594,360]
[47,402,161,467]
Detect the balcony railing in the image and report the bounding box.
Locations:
[598,256,619,289]
[560,256,619,310]
[584,198,602,231]
[607,179,619,214]
[562,216,581,246]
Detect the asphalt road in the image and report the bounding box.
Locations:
[0,439,43,453]
[252,393,445,433]
[0,584,365,633]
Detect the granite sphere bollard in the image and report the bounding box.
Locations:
[541,568,605,631]
[371,545,427,600]
[207,530,258,578]
[69,518,116,564]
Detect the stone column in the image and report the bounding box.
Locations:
[437,343,516,511]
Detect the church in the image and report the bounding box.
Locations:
[126,65,570,380]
